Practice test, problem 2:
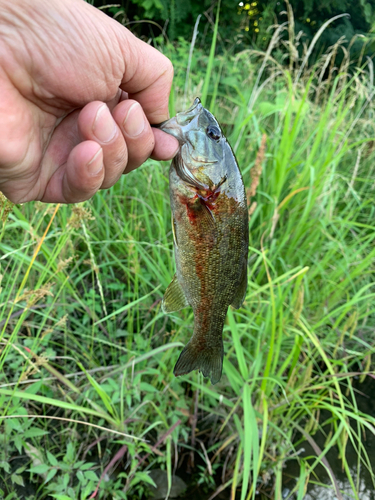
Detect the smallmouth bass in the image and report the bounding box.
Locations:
[159,98,249,385]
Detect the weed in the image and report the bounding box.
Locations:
[1,8,375,500]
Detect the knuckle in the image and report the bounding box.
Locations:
[1,190,21,204]
[128,142,154,166]
[107,147,128,172]
[164,58,174,81]
[65,175,101,203]
[100,149,128,188]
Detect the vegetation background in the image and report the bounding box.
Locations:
[95,0,375,53]
[1,1,375,499]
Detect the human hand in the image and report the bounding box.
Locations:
[0,0,179,204]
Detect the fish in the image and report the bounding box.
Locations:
[158,98,249,385]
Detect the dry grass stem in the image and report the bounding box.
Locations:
[67,204,95,229]
[247,133,267,205]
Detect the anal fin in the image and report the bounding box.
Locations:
[162,274,189,314]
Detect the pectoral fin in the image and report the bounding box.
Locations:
[162,274,189,314]
[199,201,216,231]
[231,259,248,309]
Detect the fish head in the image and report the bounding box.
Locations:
[158,98,225,168]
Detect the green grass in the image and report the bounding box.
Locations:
[1,12,375,500]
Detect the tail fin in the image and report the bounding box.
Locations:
[173,340,223,385]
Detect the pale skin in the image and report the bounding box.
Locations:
[0,0,179,204]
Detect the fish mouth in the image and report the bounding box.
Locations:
[153,98,202,143]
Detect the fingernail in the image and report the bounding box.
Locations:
[123,102,145,137]
[93,104,116,143]
[87,147,103,175]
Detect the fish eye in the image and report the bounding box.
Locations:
[206,125,221,141]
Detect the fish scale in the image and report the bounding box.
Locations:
[159,98,249,385]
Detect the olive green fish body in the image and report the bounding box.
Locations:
[160,98,249,384]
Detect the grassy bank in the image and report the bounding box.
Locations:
[1,16,375,500]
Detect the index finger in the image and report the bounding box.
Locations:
[118,31,173,124]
